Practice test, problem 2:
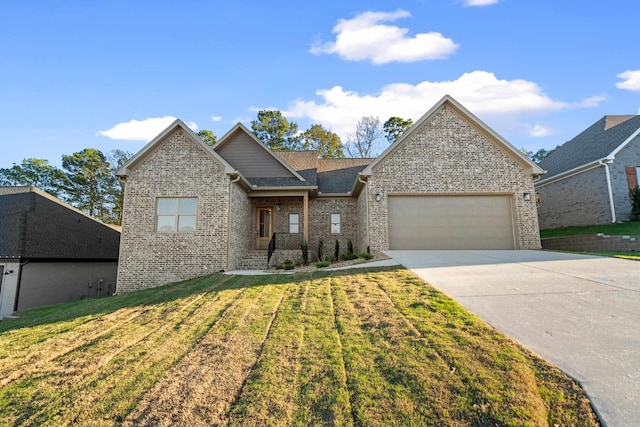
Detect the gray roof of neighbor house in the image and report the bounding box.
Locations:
[0,186,120,260]
[539,115,640,179]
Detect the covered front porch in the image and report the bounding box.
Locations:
[237,190,310,269]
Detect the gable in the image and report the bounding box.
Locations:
[362,95,543,177]
[370,105,533,186]
[215,127,301,179]
[117,120,235,177]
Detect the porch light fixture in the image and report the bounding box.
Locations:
[275,203,281,212]
[375,193,382,202]
[523,193,531,201]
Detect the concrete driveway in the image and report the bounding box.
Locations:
[385,250,640,427]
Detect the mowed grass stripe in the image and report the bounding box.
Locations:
[0,274,233,386]
[331,272,455,426]
[124,281,288,427]
[228,276,352,426]
[375,269,599,427]
[0,274,244,426]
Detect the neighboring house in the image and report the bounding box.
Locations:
[0,186,120,318]
[536,115,640,229]
[116,95,543,292]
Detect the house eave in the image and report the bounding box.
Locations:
[535,158,607,187]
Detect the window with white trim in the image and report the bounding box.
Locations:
[289,213,300,233]
[156,198,197,232]
[330,213,341,234]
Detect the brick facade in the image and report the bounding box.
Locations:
[536,167,610,229]
[117,99,543,292]
[116,129,232,292]
[308,198,359,261]
[365,105,541,251]
[228,181,252,270]
[536,136,640,229]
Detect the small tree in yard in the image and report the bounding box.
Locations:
[631,187,640,221]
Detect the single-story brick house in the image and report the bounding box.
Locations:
[0,186,120,318]
[536,115,640,229]
[116,95,543,292]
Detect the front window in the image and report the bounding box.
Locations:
[289,213,300,233]
[156,198,197,232]
[330,213,341,234]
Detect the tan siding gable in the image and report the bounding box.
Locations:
[216,130,298,178]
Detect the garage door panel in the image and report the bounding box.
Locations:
[388,195,515,250]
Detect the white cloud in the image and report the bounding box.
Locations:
[210,116,222,122]
[284,71,603,139]
[310,9,458,64]
[616,69,640,91]
[464,0,499,6]
[527,124,553,137]
[98,116,198,141]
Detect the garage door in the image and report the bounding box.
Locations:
[388,195,516,249]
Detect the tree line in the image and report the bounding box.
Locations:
[0,112,414,224]
[0,149,132,225]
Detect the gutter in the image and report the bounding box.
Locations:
[599,160,616,223]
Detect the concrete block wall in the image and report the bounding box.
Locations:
[541,234,640,252]
[367,104,541,252]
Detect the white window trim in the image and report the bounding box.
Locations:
[156,197,197,233]
[289,213,300,234]
[330,213,341,234]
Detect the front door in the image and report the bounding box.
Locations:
[256,208,273,249]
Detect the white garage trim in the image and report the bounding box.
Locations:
[388,194,517,250]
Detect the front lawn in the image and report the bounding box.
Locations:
[0,268,599,426]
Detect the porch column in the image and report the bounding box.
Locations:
[303,192,309,243]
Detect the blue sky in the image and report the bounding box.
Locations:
[2,0,639,168]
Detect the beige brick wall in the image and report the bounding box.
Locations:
[116,129,232,292]
[228,181,253,270]
[356,188,369,253]
[308,197,358,261]
[366,105,541,251]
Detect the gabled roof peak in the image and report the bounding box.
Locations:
[604,115,638,131]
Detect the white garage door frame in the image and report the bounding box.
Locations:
[386,192,518,250]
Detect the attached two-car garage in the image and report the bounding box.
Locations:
[388,195,517,250]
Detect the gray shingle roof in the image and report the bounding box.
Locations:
[246,177,316,188]
[317,159,373,194]
[0,187,120,259]
[539,115,640,179]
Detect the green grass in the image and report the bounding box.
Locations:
[540,221,640,239]
[0,269,600,426]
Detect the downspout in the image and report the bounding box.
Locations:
[226,173,241,271]
[358,175,369,252]
[599,160,616,223]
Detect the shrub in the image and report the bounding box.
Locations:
[317,240,324,262]
[340,253,358,261]
[283,259,295,270]
[347,240,354,255]
[301,242,309,265]
[631,187,640,221]
[358,252,373,260]
[315,260,330,268]
[334,239,340,261]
